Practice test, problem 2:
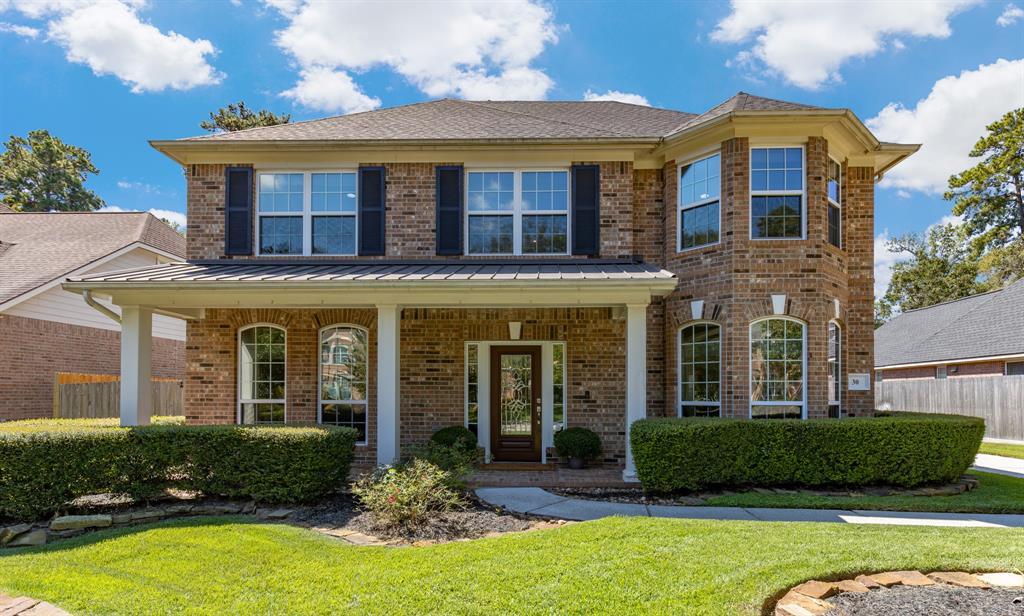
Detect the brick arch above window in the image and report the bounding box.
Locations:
[311,308,377,331]
[225,308,299,330]
[666,301,726,326]
[740,298,816,324]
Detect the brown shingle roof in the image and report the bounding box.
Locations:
[667,92,826,134]
[180,99,697,142]
[0,212,185,306]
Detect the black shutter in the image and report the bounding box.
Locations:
[359,166,386,256]
[571,164,600,256]
[224,167,253,256]
[435,165,463,255]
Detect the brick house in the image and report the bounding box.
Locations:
[0,212,185,420]
[64,93,918,478]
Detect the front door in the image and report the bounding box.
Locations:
[490,345,542,462]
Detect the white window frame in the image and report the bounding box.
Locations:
[677,152,722,252]
[465,343,480,436]
[748,316,808,419]
[677,321,722,417]
[464,168,571,256]
[827,155,842,249]
[317,324,369,445]
[749,145,807,241]
[828,320,842,417]
[256,169,358,257]
[237,323,287,424]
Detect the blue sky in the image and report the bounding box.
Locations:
[1,0,1022,294]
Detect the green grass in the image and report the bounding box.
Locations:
[0,517,1021,615]
[0,416,184,434]
[980,441,1024,460]
[702,471,1024,513]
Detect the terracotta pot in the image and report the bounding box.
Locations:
[568,457,585,470]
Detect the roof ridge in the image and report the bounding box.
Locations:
[898,286,1004,314]
[458,100,640,139]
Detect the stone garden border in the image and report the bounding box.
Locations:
[774,570,1024,615]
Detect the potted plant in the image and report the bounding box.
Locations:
[554,427,602,469]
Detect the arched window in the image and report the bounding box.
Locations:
[239,324,286,424]
[750,317,805,419]
[679,322,721,417]
[319,325,368,443]
[828,321,842,418]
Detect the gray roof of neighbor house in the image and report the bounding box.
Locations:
[173,92,828,143]
[875,279,1024,367]
[0,212,185,307]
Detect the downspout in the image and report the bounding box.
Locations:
[83,290,121,324]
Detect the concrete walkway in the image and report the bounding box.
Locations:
[973,453,1024,479]
[476,487,1024,528]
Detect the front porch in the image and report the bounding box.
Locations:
[64,260,676,480]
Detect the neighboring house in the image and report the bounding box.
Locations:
[0,212,186,420]
[64,93,918,478]
[875,280,1024,380]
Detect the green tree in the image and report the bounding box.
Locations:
[0,130,104,212]
[201,102,291,133]
[160,217,185,236]
[879,223,982,315]
[946,108,1023,260]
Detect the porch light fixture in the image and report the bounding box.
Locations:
[690,299,704,321]
[508,321,522,340]
[771,294,787,315]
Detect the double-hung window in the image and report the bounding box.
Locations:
[750,317,806,419]
[466,170,569,255]
[751,147,804,239]
[238,325,286,424]
[257,171,357,256]
[319,325,368,443]
[679,323,721,417]
[678,153,721,250]
[827,157,842,248]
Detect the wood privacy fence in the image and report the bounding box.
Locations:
[876,376,1024,441]
[53,372,183,419]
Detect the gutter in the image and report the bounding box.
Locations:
[83,289,121,324]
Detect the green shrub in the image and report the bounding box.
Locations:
[0,423,357,520]
[630,413,984,493]
[403,442,477,487]
[554,427,602,460]
[429,426,477,453]
[351,459,465,531]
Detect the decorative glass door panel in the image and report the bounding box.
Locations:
[490,346,541,461]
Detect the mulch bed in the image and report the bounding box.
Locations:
[823,585,1024,615]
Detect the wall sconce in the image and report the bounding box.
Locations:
[508,321,522,340]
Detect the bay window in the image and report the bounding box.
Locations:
[827,157,842,248]
[679,323,721,417]
[678,153,721,250]
[466,170,569,255]
[751,147,804,239]
[750,317,806,419]
[828,321,842,418]
[257,171,358,255]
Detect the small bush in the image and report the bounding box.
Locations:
[554,427,602,460]
[403,442,477,487]
[0,422,357,520]
[351,459,465,530]
[429,426,477,453]
[630,413,984,493]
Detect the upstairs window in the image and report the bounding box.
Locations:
[678,154,721,250]
[466,170,569,255]
[827,157,842,248]
[751,147,804,239]
[257,171,357,256]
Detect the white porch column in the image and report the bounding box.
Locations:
[119,306,152,426]
[623,303,648,481]
[376,304,401,465]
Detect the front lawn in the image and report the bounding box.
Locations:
[0,517,1021,615]
[703,471,1024,514]
[979,441,1024,460]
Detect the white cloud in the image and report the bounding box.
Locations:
[711,0,978,89]
[583,89,650,106]
[997,3,1024,25]
[896,190,912,199]
[116,179,174,196]
[866,58,1024,194]
[0,21,38,37]
[280,66,381,114]
[268,0,560,111]
[97,205,186,228]
[2,0,222,93]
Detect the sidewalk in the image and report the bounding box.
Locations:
[973,453,1024,479]
[476,487,1024,528]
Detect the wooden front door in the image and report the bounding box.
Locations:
[489,345,542,462]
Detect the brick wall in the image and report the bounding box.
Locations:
[882,360,1007,380]
[0,314,184,421]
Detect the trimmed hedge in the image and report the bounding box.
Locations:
[630,413,984,493]
[0,423,357,520]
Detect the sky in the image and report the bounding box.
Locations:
[1,0,1022,297]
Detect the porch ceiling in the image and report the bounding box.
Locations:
[63,260,677,311]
